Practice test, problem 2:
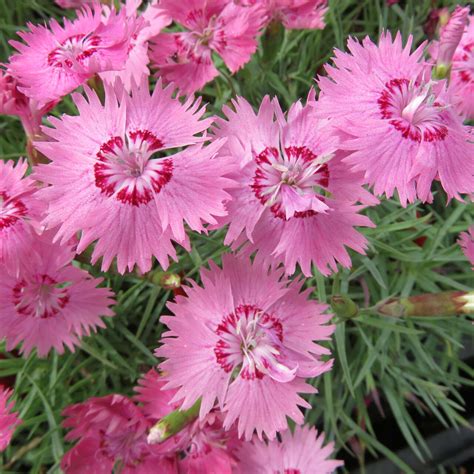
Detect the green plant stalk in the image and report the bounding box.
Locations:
[147,399,201,444]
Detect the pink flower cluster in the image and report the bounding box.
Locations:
[0,0,472,467]
[318,31,473,205]
[158,256,335,440]
[61,369,341,473]
[0,159,114,358]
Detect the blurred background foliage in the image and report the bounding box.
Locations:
[0,0,473,472]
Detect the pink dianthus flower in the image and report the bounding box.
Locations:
[0,159,44,275]
[8,5,133,104]
[317,32,474,205]
[212,94,375,276]
[0,71,56,138]
[273,0,327,30]
[135,369,241,472]
[248,0,328,30]
[35,79,234,274]
[62,394,176,474]
[156,255,335,441]
[0,231,114,357]
[236,425,343,474]
[449,14,474,119]
[458,225,474,269]
[55,0,95,9]
[149,0,264,94]
[100,1,172,91]
[0,387,20,451]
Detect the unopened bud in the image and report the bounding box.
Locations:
[331,294,359,319]
[438,8,451,29]
[377,291,474,318]
[149,271,181,290]
[434,6,470,79]
[147,424,166,444]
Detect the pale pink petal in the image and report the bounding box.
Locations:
[8,6,133,104]
[0,231,114,358]
[34,79,233,274]
[157,255,334,440]
[317,32,474,204]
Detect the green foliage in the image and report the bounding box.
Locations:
[0,0,472,472]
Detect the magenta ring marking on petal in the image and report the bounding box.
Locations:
[0,191,27,230]
[93,130,173,207]
[377,78,448,142]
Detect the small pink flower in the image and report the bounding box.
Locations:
[235,0,327,30]
[149,0,264,94]
[35,79,234,274]
[317,32,474,205]
[62,394,177,473]
[135,370,241,472]
[0,231,114,357]
[268,0,328,30]
[458,226,474,269]
[236,425,343,474]
[0,71,29,117]
[55,0,94,9]
[8,6,133,104]
[212,94,375,276]
[450,14,474,119]
[157,255,335,441]
[100,1,172,91]
[0,159,44,275]
[436,6,470,70]
[0,70,56,138]
[0,387,20,451]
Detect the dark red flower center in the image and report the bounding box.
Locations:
[13,274,70,319]
[48,34,101,69]
[214,304,297,382]
[251,146,331,220]
[166,9,226,65]
[94,129,173,206]
[0,191,27,230]
[378,78,448,142]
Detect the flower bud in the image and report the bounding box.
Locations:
[330,294,359,319]
[434,6,470,79]
[377,291,474,317]
[149,271,182,290]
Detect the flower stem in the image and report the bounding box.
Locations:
[147,398,201,444]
